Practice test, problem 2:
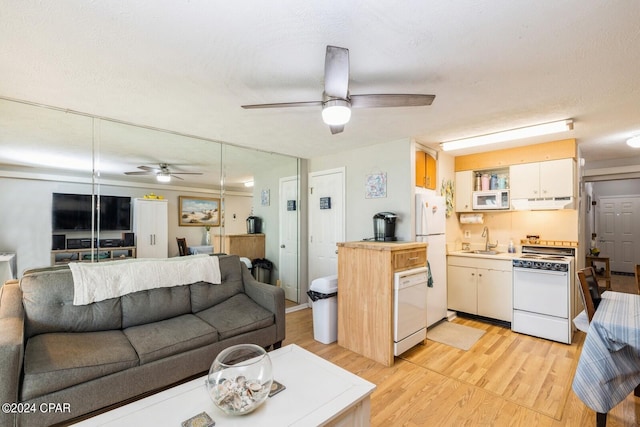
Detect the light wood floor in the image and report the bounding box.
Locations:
[283,274,639,427]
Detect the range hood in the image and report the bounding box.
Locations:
[511,197,574,211]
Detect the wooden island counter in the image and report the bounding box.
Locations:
[336,241,427,366]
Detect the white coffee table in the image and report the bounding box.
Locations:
[72,344,376,426]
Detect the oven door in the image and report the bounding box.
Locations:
[513,267,569,318]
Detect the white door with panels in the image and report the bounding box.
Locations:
[279,176,299,302]
[308,168,345,282]
[598,196,639,273]
[134,198,168,258]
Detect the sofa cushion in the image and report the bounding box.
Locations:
[190,255,245,312]
[196,293,274,340]
[21,330,138,401]
[20,267,122,339]
[123,314,218,364]
[122,286,191,328]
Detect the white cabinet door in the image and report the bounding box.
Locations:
[539,158,574,198]
[455,170,474,212]
[134,199,168,258]
[477,268,512,321]
[509,163,540,199]
[447,265,477,314]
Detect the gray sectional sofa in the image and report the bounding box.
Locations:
[0,255,285,427]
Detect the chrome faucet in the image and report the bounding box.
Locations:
[482,226,498,251]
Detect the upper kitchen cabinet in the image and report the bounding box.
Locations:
[415,151,436,189]
[510,158,575,199]
[455,170,474,212]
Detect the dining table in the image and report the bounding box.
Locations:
[572,291,640,415]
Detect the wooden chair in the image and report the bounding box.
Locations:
[176,238,188,256]
[635,264,640,294]
[577,266,602,322]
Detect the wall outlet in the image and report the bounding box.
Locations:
[464,230,471,238]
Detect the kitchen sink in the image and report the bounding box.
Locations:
[460,249,501,255]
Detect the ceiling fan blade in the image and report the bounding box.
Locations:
[137,165,158,172]
[170,172,203,175]
[124,171,153,175]
[241,101,322,109]
[350,94,435,108]
[324,46,349,99]
[329,125,345,135]
[170,174,184,180]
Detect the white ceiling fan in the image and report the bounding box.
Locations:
[242,46,436,134]
[124,163,203,182]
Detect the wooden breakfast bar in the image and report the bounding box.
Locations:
[336,241,427,366]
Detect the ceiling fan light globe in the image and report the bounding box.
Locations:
[156,174,171,183]
[626,136,640,148]
[322,100,351,126]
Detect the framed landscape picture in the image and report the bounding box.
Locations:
[178,196,220,226]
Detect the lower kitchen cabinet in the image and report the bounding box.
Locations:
[447,256,512,322]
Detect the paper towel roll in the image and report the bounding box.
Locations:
[459,213,484,224]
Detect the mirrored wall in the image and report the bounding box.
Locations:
[0,97,302,304]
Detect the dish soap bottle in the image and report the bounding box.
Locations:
[508,239,516,253]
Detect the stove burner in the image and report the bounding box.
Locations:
[513,256,570,272]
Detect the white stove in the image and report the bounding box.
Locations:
[512,245,576,344]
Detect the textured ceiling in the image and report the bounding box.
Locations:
[1,1,640,176]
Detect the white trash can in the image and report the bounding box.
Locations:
[307,275,338,344]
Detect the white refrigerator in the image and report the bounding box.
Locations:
[415,193,447,328]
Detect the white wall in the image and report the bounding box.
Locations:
[309,138,413,242]
[0,175,252,276]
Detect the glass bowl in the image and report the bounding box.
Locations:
[206,344,273,415]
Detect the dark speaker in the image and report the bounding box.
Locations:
[52,234,66,250]
[67,238,82,249]
[122,232,134,247]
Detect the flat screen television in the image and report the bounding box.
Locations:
[52,193,131,231]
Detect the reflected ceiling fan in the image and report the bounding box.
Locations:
[242,45,435,134]
[124,163,202,183]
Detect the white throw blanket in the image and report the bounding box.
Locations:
[70,254,221,305]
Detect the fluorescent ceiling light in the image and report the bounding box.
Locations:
[627,136,640,148]
[322,99,351,126]
[156,174,171,183]
[441,119,574,152]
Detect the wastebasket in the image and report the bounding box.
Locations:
[252,258,273,284]
[307,275,338,344]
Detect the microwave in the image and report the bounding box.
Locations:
[472,190,510,210]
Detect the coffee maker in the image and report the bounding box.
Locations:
[373,212,398,241]
[246,216,261,234]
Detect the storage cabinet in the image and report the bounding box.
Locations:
[509,158,574,199]
[134,199,168,258]
[415,151,436,189]
[337,241,428,366]
[454,170,474,212]
[218,233,265,260]
[447,256,512,322]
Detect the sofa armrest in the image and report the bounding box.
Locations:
[241,266,285,343]
[0,282,25,425]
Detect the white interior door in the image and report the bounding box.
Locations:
[308,168,345,282]
[598,196,639,273]
[279,176,299,302]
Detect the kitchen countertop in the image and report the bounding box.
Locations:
[448,250,521,260]
[337,241,427,251]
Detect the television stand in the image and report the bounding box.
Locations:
[51,246,137,266]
